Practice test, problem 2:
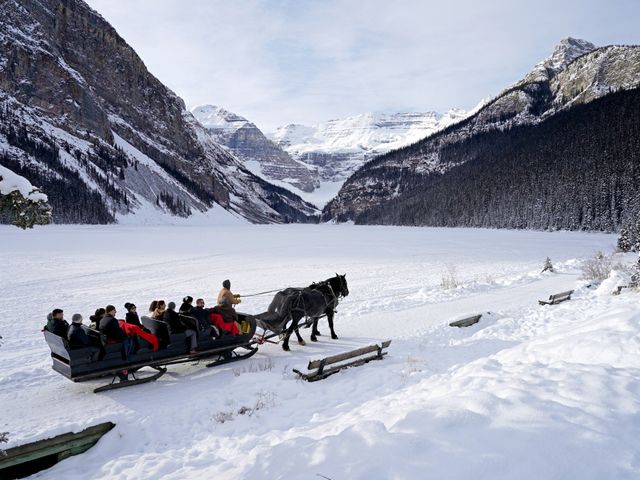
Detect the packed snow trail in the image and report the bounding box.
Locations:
[2,224,638,479]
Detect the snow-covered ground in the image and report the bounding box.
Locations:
[1,225,639,479]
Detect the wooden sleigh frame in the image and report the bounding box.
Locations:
[44,313,259,393]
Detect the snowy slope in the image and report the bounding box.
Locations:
[269,110,470,192]
[3,225,640,479]
[271,110,469,160]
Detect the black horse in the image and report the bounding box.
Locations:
[266,274,349,351]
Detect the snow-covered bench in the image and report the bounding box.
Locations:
[538,290,574,306]
[293,340,392,382]
[449,314,482,328]
[613,285,628,295]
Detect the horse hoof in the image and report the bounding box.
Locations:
[282,345,290,351]
[331,334,339,340]
[298,340,306,346]
[310,336,318,342]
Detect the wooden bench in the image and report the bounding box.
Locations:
[613,285,628,295]
[293,340,391,382]
[538,290,574,306]
[449,314,482,328]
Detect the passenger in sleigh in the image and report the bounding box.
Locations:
[193,298,220,337]
[89,308,105,330]
[67,313,92,348]
[99,305,135,358]
[163,301,198,353]
[179,296,193,315]
[149,300,166,320]
[68,313,106,359]
[124,302,149,332]
[44,308,69,337]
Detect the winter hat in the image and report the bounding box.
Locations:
[168,301,176,310]
[72,313,83,324]
[105,305,116,314]
[183,296,193,304]
[124,302,136,311]
[222,279,231,289]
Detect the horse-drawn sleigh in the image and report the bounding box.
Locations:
[44,312,259,393]
[43,274,390,392]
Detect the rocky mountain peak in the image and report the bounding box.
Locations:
[191,105,250,134]
[544,37,597,72]
[192,105,318,194]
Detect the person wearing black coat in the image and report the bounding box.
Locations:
[163,302,184,333]
[45,309,69,338]
[164,301,198,352]
[67,314,92,348]
[124,303,142,328]
[179,296,193,315]
[193,299,219,338]
[100,305,135,359]
[99,305,127,342]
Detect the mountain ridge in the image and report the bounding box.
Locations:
[322,38,640,222]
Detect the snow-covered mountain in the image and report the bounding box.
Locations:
[324,38,640,222]
[268,110,469,203]
[0,0,317,225]
[193,106,471,208]
[192,105,317,193]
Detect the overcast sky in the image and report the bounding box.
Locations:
[86,0,639,132]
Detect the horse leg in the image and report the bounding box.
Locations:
[311,317,321,338]
[295,325,306,346]
[310,317,319,342]
[282,316,295,351]
[327,310,338,340]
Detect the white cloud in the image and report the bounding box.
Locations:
[86,0,640,131]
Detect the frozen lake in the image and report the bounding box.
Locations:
[3,224,638,480]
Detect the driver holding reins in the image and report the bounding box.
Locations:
[217,279,247,333]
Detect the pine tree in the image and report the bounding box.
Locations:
[541,257,554,273]
[633,219,640,252]
[0,190,52,229]
[617,224,633,252]
[630,254,640,290]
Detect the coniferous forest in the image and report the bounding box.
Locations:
[357,87,640,232]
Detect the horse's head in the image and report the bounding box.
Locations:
[334,273,349,297]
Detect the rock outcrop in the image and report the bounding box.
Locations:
[192,105,317,193]
[0,0,317,224]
